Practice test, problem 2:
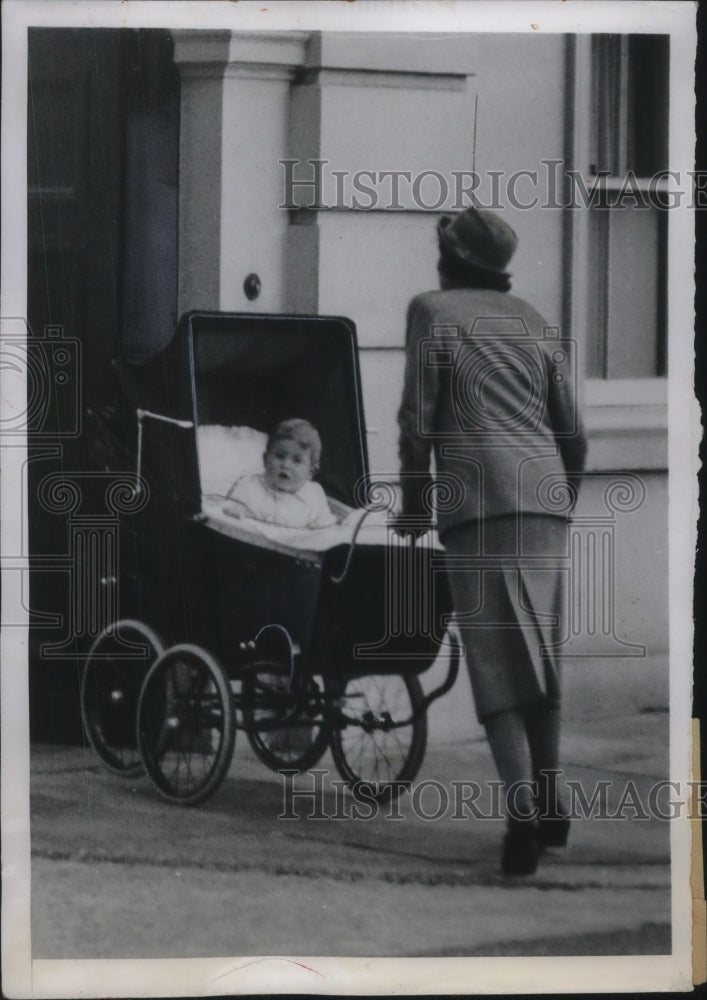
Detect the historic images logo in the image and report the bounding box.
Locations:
[0,318,82,439]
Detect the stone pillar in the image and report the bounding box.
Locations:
[172,30,308,315]
[171,31,231,316]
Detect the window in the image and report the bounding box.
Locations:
[580,35,669,380]
[585,193,668,378]
[590,35,669,178]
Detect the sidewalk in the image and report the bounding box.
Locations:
[28,707,673,960]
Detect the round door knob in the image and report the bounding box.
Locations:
[243,273,261,301]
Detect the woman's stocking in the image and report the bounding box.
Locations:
[484,709,535,818]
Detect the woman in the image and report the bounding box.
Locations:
[397,207,587,875]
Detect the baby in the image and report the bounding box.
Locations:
[223,418,337,529]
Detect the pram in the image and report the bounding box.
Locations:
[80,312,460,805]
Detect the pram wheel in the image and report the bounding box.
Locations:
[241,665,331,773]
[81,619,165,776]
[328,673,427,800]
[136,644,236,805]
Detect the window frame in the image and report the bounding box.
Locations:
[564,33,668,472]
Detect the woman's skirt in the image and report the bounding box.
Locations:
[443,514,568,723]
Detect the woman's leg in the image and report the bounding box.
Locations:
[445,521,545,871]
[484,709,535,818]
[485,701,565,813]
[524,700,570,845]
[484,708,540,875]
[524,701,561,790]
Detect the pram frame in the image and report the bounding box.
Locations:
[80,311,461,805]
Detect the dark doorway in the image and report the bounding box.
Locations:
[27,28,179,742]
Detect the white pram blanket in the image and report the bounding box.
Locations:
[201,496,440,553]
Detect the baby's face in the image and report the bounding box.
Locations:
[263,438,313,494]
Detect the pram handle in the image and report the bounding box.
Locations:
[329,510,435,585]
[329,507,375,584]
[134,408,195,497]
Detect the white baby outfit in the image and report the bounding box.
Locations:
[226,474,337,529]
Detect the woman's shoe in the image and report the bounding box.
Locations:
[502,818,540,876]
[535,784,571,848]
[537,813,571,848]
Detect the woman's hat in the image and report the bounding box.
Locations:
[437,207,518,276]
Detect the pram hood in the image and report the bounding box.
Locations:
[167,311,370,510]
